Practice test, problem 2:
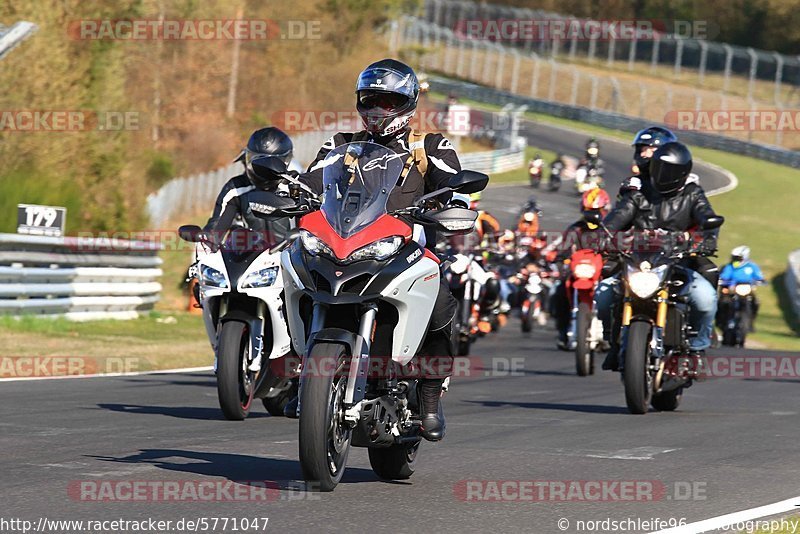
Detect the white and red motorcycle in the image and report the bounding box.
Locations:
[274,142,488,491]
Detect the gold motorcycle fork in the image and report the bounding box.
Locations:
[655,289,669,328]
[622,287,633,326]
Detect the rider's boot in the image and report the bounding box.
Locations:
[419,378,446,441]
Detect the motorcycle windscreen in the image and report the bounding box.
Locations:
[321,142,405,239]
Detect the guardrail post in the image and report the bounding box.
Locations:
[698,40,708,84]
[547,58,557,101]
[746,47,758,103]
[607,34,616,67]
[722,44,733,93]
[456,30,466,77]
[530,56,541,98]
[628,31,638,71]
[674,39,684,77]
[772,51,784,105]
[590,75,598,110]
[494,45,506,89]
[650,35,660,74]
[587,32,597,63]
[510,51,521,94]
[570,69,579,106]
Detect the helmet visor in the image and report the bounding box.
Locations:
[358,91,410,113]
[356,67,418,99]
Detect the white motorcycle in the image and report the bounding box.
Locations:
[179,191,305,420]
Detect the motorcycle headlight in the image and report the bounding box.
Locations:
[626,264,667,299]
[200,265,228,288]
[573,263,596,279]
[343,236,404,263]
[300,230,333,257]
[735,284,752,296]
[240,266,279,289]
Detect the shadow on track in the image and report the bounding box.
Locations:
[87,449,378,490]
[96,403,270,420]
[465,399,628,414]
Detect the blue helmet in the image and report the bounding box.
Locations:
[356,59,419,138]
[632,126,678,178]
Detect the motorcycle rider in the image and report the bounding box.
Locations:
[717,246,765,330]
[581,138,604,174]
[549,154,565,185]
[528,153,544,184]
[298,59,466,441]
[552,188,610,349]
[595,142,722,372]
[621,126,678,196]
[204,127,296,239]
[194,127,297,357]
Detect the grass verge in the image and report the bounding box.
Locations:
[0,312,211,377]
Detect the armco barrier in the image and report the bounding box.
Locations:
[786,249,800,320]
[0,233,162,320]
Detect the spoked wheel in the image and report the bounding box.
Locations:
[217,321,256,421]
[368,441,420,480]
[575,302,594,377]
[298,343,351,492]
[623,321,653,414]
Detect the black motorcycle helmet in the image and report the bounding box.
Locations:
[649,141,692,197]
[356,59,420,139]
[236,127,293,190]
[585,137,599,158]
[632,126,677,179]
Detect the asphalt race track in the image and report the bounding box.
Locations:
[2,124,799,534]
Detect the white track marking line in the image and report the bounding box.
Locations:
[0,366,213,382]
[651,496,800,533]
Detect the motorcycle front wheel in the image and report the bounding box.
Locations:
[298,342,351,492]
[216,320,254,421]
[624,321,652,414]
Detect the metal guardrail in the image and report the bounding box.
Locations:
[429,76,800,169]
[0,233,162,319]
[786,250,800,320]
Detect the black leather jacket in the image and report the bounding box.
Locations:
[604,177,718,236]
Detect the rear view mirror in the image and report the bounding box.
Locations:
[447,170,489,194]
[422,207,478,235]
[701,215,724,230]
[178,224,204,242]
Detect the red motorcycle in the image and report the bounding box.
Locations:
[565,249,604,376]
